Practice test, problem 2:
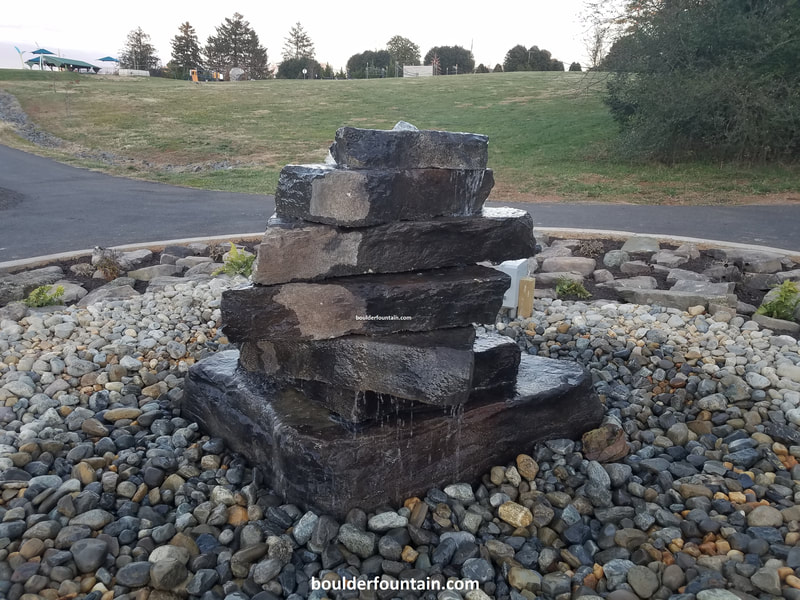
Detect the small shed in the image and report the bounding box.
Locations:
[403,65,434,77]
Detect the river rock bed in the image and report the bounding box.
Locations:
[2,264,800,600]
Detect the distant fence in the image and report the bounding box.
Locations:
[403,65,434,77]
[118,69,150,77]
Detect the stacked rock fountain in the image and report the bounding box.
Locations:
[185,123,602,516]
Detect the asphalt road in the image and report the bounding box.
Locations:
[0,145,270,262]
[2,143,799,262]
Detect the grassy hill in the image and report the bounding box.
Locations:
[1,69,798,203]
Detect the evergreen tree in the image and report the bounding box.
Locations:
[527,46,563,71]
[282,22,315,60]
[569,62,582,72]
[170,22,203,79]
[205,13,269,79]
[277,57,321,79]
[475,63,490,73]
[504,44,564,72]
[120,27,160,71]
[503,45,530,72]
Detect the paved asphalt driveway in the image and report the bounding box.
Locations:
[1,144,799,262]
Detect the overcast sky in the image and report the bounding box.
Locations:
[1,0,591,72]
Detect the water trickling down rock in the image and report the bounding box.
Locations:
[184,122,603,516]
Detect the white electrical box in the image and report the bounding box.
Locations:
[492,259,528,309]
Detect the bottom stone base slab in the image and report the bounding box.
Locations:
[183,350,603,518]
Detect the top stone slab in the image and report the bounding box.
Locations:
[330,125,489,170]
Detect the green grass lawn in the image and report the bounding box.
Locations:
[1,69,798,203]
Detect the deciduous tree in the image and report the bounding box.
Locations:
[346,50,391,79]
[423,46,474,75]
[604,0,800,161]
[386,35,420,66]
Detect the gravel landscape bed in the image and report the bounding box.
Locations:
[1,234,800,600]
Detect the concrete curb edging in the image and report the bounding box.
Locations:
[1,227,799,275]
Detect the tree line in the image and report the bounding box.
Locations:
[120,15,572,80]
[120,15,320,80]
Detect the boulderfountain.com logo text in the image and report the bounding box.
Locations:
[311,576,479,592]
[354,314,413,321]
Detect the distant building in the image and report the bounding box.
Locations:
[403,65,433,77]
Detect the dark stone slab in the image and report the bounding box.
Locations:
[239,328,477,406]
[471,331,521,399]
[251,207,534,285]
[183,350,602,518]
[297,381,413,424]
[274,164,493,227]
[330,126,488,170]
[221,265,510,342]
[240,329,522,420]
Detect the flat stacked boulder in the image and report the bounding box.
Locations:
[185,123,602,516]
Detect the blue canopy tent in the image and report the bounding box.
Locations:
[97,56,119,74]
[29,48,54,70]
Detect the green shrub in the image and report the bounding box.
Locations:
[756,280,800,321]
[555,277,591,300]
[25,285,65,307]
[603,0,800,162]
[213,242,255,277]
